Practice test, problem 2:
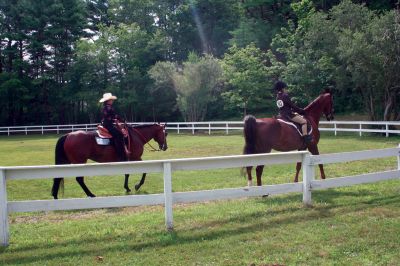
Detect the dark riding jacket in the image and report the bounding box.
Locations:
[101,104,118,125]
[101,104,123,138]
[276,91,305,119]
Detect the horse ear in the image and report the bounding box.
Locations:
[323,87,333,95]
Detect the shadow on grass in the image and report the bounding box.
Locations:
[1,187,399,264]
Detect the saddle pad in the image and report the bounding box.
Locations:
[277,119,313,136]
[96,130,112,139]
[95,137,111,145]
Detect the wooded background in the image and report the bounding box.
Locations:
[0,0,399,125]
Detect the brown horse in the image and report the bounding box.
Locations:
[243,90,334,186]
[51,123,168,199]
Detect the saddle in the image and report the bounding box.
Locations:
[276,115,313,136]
[97,123,128,138]
[96,123,129,146]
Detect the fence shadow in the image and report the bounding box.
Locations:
[2,188,399,264]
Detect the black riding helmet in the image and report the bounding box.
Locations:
[273,81,287,92]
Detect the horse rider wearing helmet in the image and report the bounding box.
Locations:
[274,81,312,143]
[99,93,128,161]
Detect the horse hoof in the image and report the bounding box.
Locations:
[262,194,269,198]
[125,188,131,193]
[135,185,140,191]
[88,194,96,198]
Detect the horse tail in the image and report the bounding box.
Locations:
[52,135,68,198]
[243,115,257,155]
[55,135,68,164]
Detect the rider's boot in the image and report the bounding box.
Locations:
[115,138,128,161]
[303,134,313,144]
[301,123,312,144]
[123,137,131,156]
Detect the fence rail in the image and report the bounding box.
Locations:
[1,146,400,246]
[1,120,400,136]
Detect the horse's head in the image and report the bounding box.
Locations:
[153,123,168,151]
[322,88,334,121]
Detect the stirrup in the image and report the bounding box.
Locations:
[124,146,131,155]
[303,134,313,144]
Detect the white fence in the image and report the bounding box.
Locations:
[0,145,399,246]
[1,120,400,136]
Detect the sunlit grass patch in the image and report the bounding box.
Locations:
[0,134,399,265]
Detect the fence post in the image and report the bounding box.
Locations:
[386,124,389,138]
[398,144,400,170]
[359,124,362,137]
[163,162,173,231]
[334,123,337,136]
[7,128,9,136]
[302,153,314,206]
[208,123,211,135]
[192,123,195,135]
[25,127,27,135]
[57,125,59,135]
[0,169,9,246]
[226,123,229,135]
[177,124,180,134]
[41,126,44,135]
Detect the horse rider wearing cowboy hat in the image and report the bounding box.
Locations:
[274,81,312,144]
[99,93,128,161]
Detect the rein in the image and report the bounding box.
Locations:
[131,127,160,152]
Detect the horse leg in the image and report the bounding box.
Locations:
[76,176,96,197]
[124,174,131,193]
[52,178,63,199]
[246,166,253,186]
[319,164,326,179]
[255,165,264,186]
[294,162,302,183]
[308,145,326,179]
[135,173,147,191]
[294,147,307,182]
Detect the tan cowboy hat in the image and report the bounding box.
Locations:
[99,93,117,103]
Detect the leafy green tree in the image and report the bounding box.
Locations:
[70,22,171,122]
[0,73,30,125]
[174,53,222,121]
[336,8,400,120]
[153,0,241,60]
[149,53,222,121]
[230,0,294,50]
[267,0,400,120]
[221,44,270,115]
[148,61,178,120]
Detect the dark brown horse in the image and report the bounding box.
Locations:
[243,90,334,186]
[51,123,168,199]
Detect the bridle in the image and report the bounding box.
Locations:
[130,124,167,152]
[160,124,168,151]
[325,94,335,121]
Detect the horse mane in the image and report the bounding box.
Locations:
[304,93,330,112]
[304,95,322,111]
[129,124,159,129]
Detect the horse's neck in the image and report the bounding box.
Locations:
[304,96,324,126]
[132,126,155,143]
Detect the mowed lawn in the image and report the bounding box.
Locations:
[0,132,399,265]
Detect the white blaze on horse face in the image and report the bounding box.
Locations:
[277,100,284,108]
[247,180,253,187]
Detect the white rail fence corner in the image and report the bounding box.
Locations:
[1,120,400,137]
[398,144,400,170]
[1,146,400,246]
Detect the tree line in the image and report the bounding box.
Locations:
[0,0,399,125]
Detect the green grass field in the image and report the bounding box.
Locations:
[0,133,399,265]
